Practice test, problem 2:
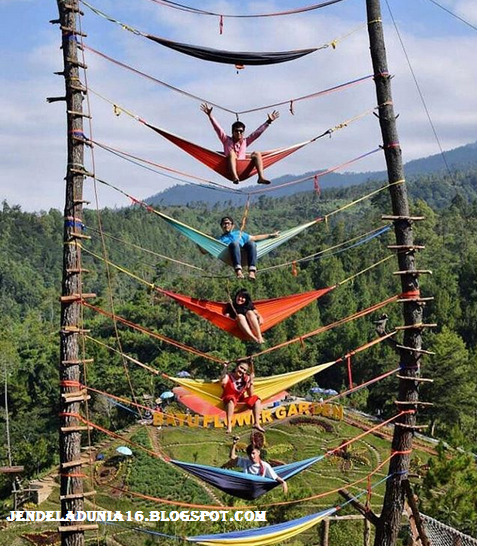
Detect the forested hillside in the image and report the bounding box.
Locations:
[1,165,477,533]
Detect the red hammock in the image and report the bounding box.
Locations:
[145,122,310,182]
[158,286,336,340]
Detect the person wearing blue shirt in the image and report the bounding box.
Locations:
[219,216,279,280]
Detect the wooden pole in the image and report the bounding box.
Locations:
[321,519,330,546]
[55,1,89,545]
[366,1,425,546]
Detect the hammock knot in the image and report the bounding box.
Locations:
[330,40,338,49]
[113,104,122,116]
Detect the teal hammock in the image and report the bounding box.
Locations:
[157,210,322,265]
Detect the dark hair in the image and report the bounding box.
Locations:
[220,216,234,226]
[234,288,251,305]
[231,121,245,132]
[246,444,259,457]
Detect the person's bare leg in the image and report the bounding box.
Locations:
[227,151,240,183]
[236,315,259,342]
[246,311,264,343]
[251,151,270,184]
[225,400,235,433]
[252,399,265,431]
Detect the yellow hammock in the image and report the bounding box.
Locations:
[165,360,335,410]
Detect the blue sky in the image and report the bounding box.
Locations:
[1,0,476,211]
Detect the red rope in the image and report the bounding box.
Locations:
[253,296,398,357]
[346,355,353,389]
[82,301,226,364]
[400,289,420,298]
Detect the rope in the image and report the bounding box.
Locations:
[81,334,397,432]
[89,413,411,510]
[85,226,206,272]
[81,301,227,364]
[90,134,379,197]
[84,45,374,116]
[74,17,145,423]
[81,0,360,61]
[337,255,393,285]
[252,295,399,357]
[384,0,457,184]
[85,336,161,375]
[324,179,405,221]
[260,224,392,273]
[424,0,477,32]
[147,0,345,19]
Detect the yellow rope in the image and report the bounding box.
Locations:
[328,22,367,49]
[86,225,206,272]
[324,179,405,221]
[85,336,160,375]
[338,255,394,286]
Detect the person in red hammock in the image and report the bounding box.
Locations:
[221,361,264,434]
[224,289,264,343]
[200,103,280,185]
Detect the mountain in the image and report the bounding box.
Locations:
[146,140,477,207]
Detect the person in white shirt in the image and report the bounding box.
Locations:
[228,437,288,494]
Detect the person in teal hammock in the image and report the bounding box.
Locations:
[219,216,279,280]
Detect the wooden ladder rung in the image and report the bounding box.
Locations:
[60,426,91,433]
[70,168,94,177]
[61,460,84,469]
[64,4,84,14]
[60,26,88,37]
[67,110,92,119]
[70,84,87,93]
[397,297,434,303]
[393,270,432,276]
[66,268,90,274]
[61,358,94,365]
[60,293,96,303]
[60,491,96,500]
[72,136,91,146]
[382,215,426,221]
[62,393,91,404]
[395,423,429,430]
[66,58,87,69]
[394,400,434,407]
[60,327,91,334]
[58,524,99,533]
[397,374,434,383]
[73,199,91,205]
[395,344,435,355]
[69,232,91,240]
[387,245,426,250]
[395,323,437,330]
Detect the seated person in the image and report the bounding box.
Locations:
[221,361,264,434]
[200,103,279,185]
[228,437,288,494]
[224,289,264,343]
[219,216,279,280]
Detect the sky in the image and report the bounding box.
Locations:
[1,0,476,212]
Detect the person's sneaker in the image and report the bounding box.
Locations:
[235,269,245,279]
[257,178,271,185]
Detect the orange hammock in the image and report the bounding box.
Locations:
[145,122,314,182]
[158,286,335,340]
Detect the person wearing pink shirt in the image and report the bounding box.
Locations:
[200,103,279,185]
